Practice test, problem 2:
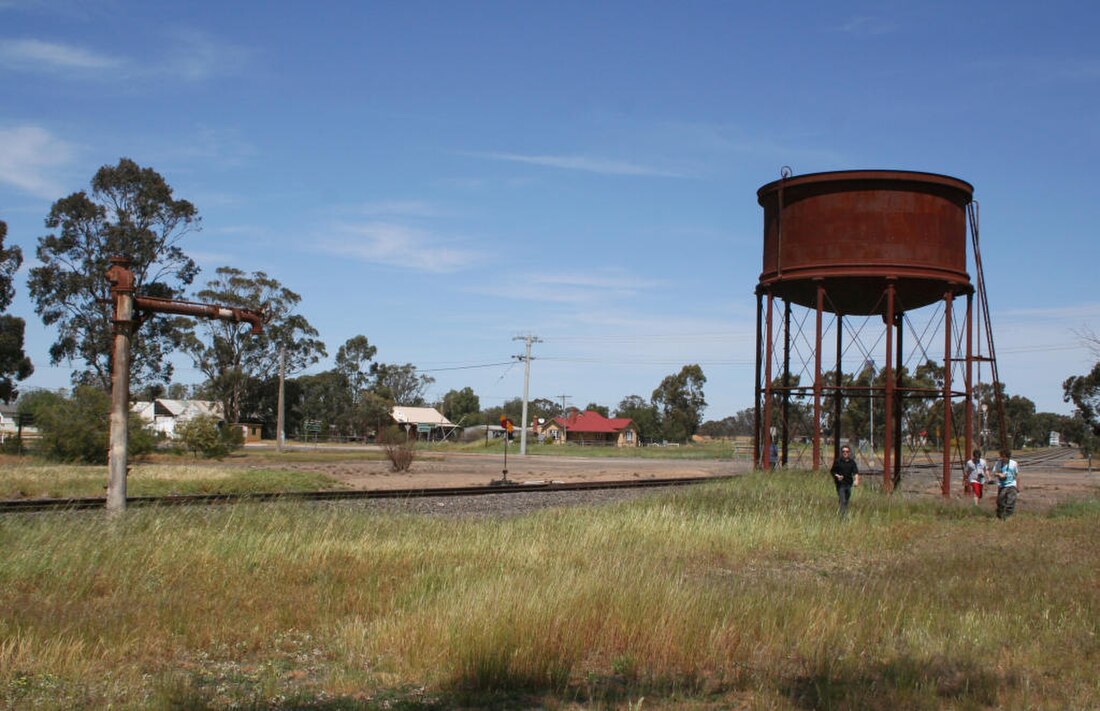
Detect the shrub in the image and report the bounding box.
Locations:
[175,414,243,459]
[380,425,416,471]
[0,434,25,455]
[19,386,156,463]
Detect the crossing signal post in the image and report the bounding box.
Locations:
[497,416,515,484]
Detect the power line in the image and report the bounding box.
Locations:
[418,361,515,373]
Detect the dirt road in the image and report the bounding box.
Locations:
[268,449,748,489]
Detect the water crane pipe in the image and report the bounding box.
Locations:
[106,256,264,513]
[133,295,265,335]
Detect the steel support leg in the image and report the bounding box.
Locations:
[943,292,954,498]
[753,289,763,469]
[834,313,843,465]
[884,282,895,492]
[782,300,791,468]
[813,283,824,470]
[763,291,775,469]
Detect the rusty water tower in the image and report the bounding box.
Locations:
[752,169,1005,495]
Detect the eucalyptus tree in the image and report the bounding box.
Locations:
[441,386,480,424]
[371,362,434,406]
[651,364,707,442]
[1065,363,1100,436]
[614,395,660,442]
[334,335,377,397]
[181,267,326,425]
[0,220,33,402]
[295,370,354,438]
[584,402,610,417]
[27,159,200,389]
[527,397,562,422]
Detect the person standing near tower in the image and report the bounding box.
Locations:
[830,445,860,517]
[994,449,1019,519]
[965,449,988,506]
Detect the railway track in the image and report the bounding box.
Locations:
[2,448,1080,515]
[0,475,736,514]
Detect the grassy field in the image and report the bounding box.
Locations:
[0,457,345,499]
[1,471,1097,709]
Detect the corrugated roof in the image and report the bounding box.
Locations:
[551,410,635,433]
[391,406,454,426]
[132,399,223,419]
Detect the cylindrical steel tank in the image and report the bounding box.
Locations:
[757,170,974,315]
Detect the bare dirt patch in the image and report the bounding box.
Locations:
[261,448,746,490]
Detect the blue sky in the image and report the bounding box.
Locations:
[1,0,1098,418]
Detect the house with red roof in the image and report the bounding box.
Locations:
[539,409,639,447]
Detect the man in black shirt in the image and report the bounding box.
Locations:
[830,445,860,517]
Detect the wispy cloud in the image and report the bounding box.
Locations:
[836,16,898,36]
[967,56,1100,86]
[618,118,848,175]
[356,200,443,218]
[473,151,687,178]
[322,222,481,273]
[0,125,74,198]
[0,31,252,82]
[162,29,254,82]
[471,268,663,304]
[999,303,1100,321]
[0,37,123,71]
[152,125,257,169]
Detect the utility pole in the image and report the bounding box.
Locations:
[277,347,286,453]
[556,394,571,417]
[513,334,542,455]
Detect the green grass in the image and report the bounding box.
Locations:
[0,462,344,499]
[1,471,1097,709]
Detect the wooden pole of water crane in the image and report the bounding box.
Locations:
[106,257,135,513]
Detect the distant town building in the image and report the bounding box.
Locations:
[539,409,638,447]
[390,406,458,440]
[132,399,223,438]
[0,402,34,443]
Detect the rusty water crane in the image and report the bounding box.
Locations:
[106,256,265,512]
[753,170,1006,496]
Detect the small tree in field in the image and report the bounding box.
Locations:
[175,413,242,459]
[380,425,416,472]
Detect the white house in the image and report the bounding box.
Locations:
[132,399,224,438]
[390,406,458,440]
[0,402,34,442]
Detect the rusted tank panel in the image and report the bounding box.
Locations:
[757,170,974,314]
